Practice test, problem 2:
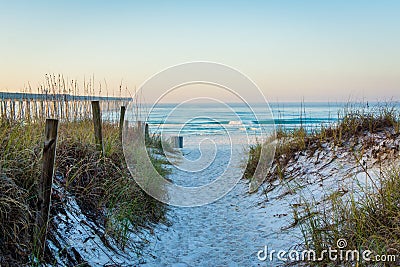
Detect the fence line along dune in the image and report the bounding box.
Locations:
[0,74,131,123]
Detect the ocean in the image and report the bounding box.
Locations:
[133,101,392,140]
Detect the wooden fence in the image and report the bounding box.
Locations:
[0,93,129,122]
[1,96,178,259]
[33,101,153,259]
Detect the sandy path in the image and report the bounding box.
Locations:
[141,143,299,266]
[140,131,397,266]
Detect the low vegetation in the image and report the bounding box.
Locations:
[245,104,399,181]
[0,118,169,265]
[244,104,400,266]
[299,167,400,266]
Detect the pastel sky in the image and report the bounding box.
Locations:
[1,0,399,102]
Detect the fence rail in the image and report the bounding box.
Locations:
[0,93,130,122]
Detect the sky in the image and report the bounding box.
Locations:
[0,0,399,102]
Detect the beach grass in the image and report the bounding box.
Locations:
[0,115,169,265]
[244,104,400,266]
[299,167,400,266]
[245,104,399,180]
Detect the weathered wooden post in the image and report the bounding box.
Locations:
[145,123,150,143]
[91,101,104,154]
[26,100,31,122]
[18,98,23,120]
[1,99,6,120]
[172,136,184,148]
[3,100,8,120]
[136,121,150,141]
[35,119,58,259]
[11,100,15,121]
[119,106,126,141]
[0,99,4,119]
[40,100,44,119]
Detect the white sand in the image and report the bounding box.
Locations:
[48,131,399,266]
[140,132,399,266]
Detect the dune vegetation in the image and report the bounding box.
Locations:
[245,104,400,266]
[0,76,170,266]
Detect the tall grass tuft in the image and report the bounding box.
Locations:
[0,76,170,265]
[299,168,400,266]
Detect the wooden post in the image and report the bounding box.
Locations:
[172,136,184,148]
[91,101,104,154]
[119,106,126,141]
[145,123,150,142]
[18,99,23,120]
[40,100,44,120]
[11,100,15,121]
[35,119,59,259]
[26,100,31,122]
[4,100,8,120]
[0,100,4,119]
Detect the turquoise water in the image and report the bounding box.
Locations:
[141,102,390,137]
